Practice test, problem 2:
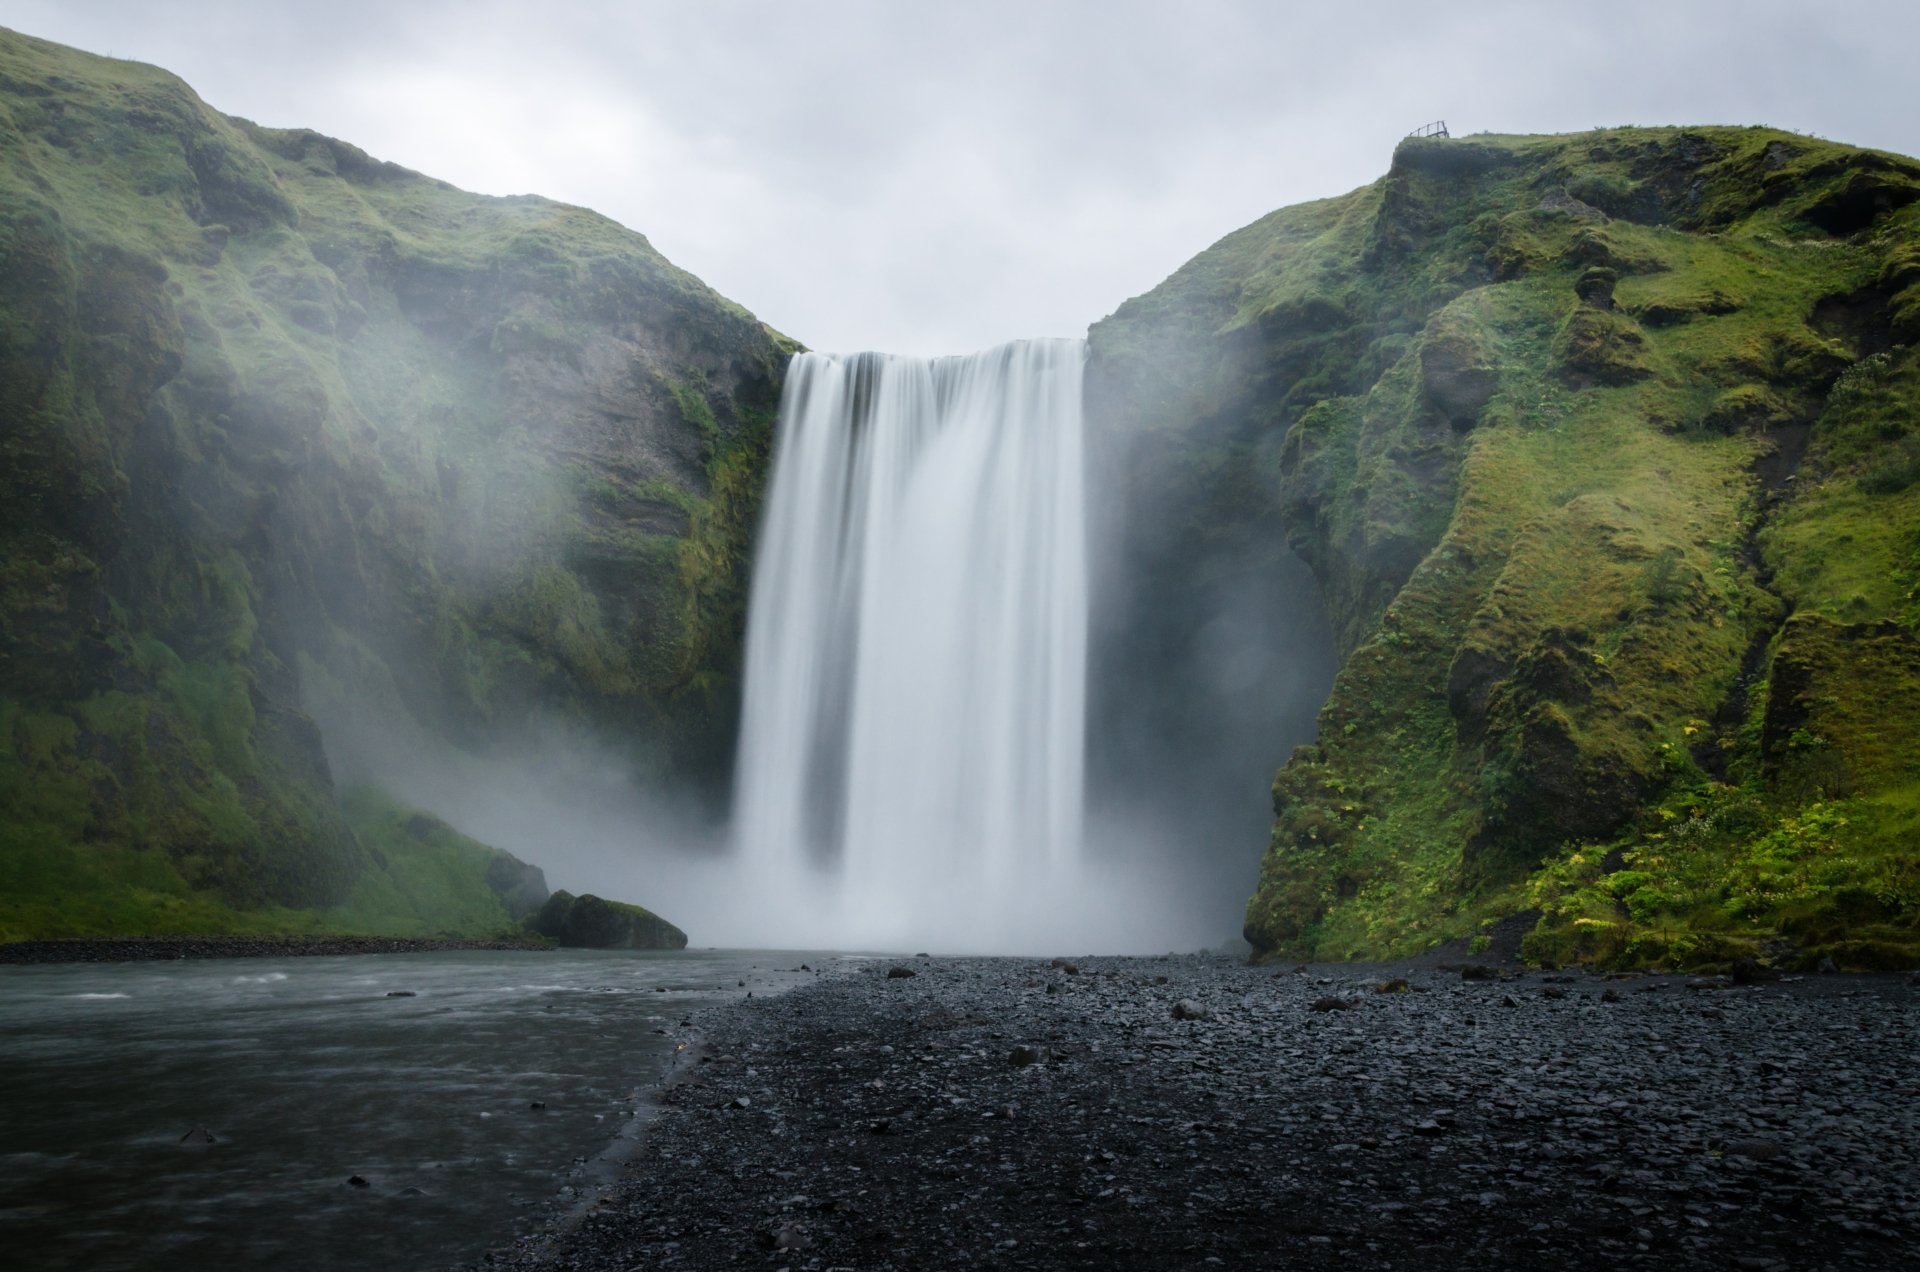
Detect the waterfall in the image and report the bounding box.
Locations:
[732,338,1088,949]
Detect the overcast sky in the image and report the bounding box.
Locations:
[5,1,1917,354]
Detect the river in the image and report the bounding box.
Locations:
[0,948,821,1270]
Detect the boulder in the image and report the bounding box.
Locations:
[528,890,687,950]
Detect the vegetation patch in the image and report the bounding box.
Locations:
[1094,125,1920,969]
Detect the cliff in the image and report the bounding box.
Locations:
[1092,126,1920,970]
[0,29,791,940]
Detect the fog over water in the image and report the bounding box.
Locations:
[312,338,1324,956]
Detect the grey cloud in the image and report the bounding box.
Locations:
[4,0,1917,353]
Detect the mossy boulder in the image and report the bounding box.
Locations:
[529,890,687,950]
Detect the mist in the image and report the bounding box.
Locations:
[312,676,1293,956]
[300,326,1337,958]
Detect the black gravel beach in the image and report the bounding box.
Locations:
[486,955,1920,1272]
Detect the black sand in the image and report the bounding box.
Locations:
[485,955,1920,1271]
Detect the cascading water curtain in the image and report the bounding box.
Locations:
[732,339,1088,946]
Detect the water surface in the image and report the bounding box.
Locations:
[0,948,814,1270]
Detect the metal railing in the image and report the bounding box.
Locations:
[1407,120,1450,139]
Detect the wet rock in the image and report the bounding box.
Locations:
[1500,994,1521,1008]
[529,891,688,950]
[728,1096,752,1110]
[1601,988,1623,1003]
[1732,958,1780,985]
[1725,1138,1790,1162]
[490,953,1920,1272]
[1172,999,1211,1021]
[385,990,416,998]
[886,967,917,979]
[529,1101,547,1111]
[1309,997,1351,1013]
[1376,978,1410,994]
[347,1175,370,1188]
[758,1221,810,1251]
[1461,964,1498,981]
[1051,959,1080,975]
[1541,986,1567,1000]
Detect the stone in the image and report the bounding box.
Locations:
[887,967,917,979]
[1009,1045,1048,1067]
[347,1175,370,1188]
[1172,999,1211,1020]
[385,990,416,998]
[530,890,688,950]
[1376,978,1410,994]
[1309,997,1350,1013]
[1725,1138,1789,1162]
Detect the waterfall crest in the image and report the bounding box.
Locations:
[732,339,1088,949]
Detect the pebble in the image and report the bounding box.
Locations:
[482,957,1919,1272]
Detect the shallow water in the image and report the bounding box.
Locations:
[0,948,816,1270]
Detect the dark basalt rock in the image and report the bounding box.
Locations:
[527,891,687,951]
[483,958,1920,1272]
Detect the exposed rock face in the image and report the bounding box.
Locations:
[0,29,784,937]
[529,890,688,950]
[483,852,552,923]
[1092,126,1920,969]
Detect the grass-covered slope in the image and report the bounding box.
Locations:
[1090,127,1920,970]
[0,28,789,938]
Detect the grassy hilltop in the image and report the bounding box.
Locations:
[1093,126,1920,970]
[0,29,791,940]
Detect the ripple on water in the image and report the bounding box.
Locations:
[0,948,815,1272]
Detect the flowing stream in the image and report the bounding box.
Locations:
[0,950,818,1271]
[733,339,1088,950]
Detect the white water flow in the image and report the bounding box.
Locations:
[732,339,1089,951]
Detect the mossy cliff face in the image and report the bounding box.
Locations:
[0,30,790,939]
[1091,127,1920,970]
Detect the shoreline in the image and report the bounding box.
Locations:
[0,934,555,964]
[486,954,1920,1271]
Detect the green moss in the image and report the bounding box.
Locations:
[0,27,784,936]
[1096,124,1920,969]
